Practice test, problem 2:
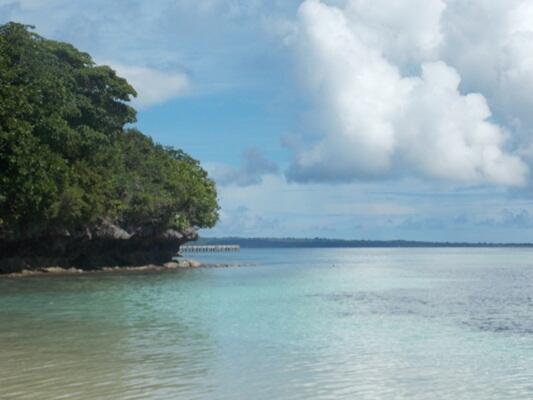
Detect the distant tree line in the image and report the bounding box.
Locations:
[196,237,533,248]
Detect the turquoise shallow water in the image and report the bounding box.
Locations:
[1,248,533,399]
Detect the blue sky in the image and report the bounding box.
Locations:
[2,0,533,241]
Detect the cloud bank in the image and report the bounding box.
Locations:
[286,0,531,187]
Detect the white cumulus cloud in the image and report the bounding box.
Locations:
[106,62,190,109]
[286,0,529,187]
[440,0,533,143]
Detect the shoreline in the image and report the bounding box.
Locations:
[1,259,241,278]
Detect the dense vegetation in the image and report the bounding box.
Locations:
[0,22,218,241]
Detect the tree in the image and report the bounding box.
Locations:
[0,22,218,241]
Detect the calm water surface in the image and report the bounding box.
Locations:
[1,248,533,399]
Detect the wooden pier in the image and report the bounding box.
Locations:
[180,245,240,253]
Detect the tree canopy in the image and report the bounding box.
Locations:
[0,22,218,240]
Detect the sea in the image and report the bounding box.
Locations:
[1,248,532,399]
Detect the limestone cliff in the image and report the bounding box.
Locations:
[0,220,198,274]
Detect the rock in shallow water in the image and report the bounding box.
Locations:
[164,259,201,269]
[41,267,83,274]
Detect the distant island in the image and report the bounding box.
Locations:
[0,23,219,274]
[196,237,533,248]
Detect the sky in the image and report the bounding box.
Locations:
[2,0,533,242]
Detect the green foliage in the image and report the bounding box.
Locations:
[0,22,218,240]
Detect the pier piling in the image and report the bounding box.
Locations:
[180,245,240,253]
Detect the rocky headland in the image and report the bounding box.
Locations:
[0,24,220,277]
[0,219,199,274]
